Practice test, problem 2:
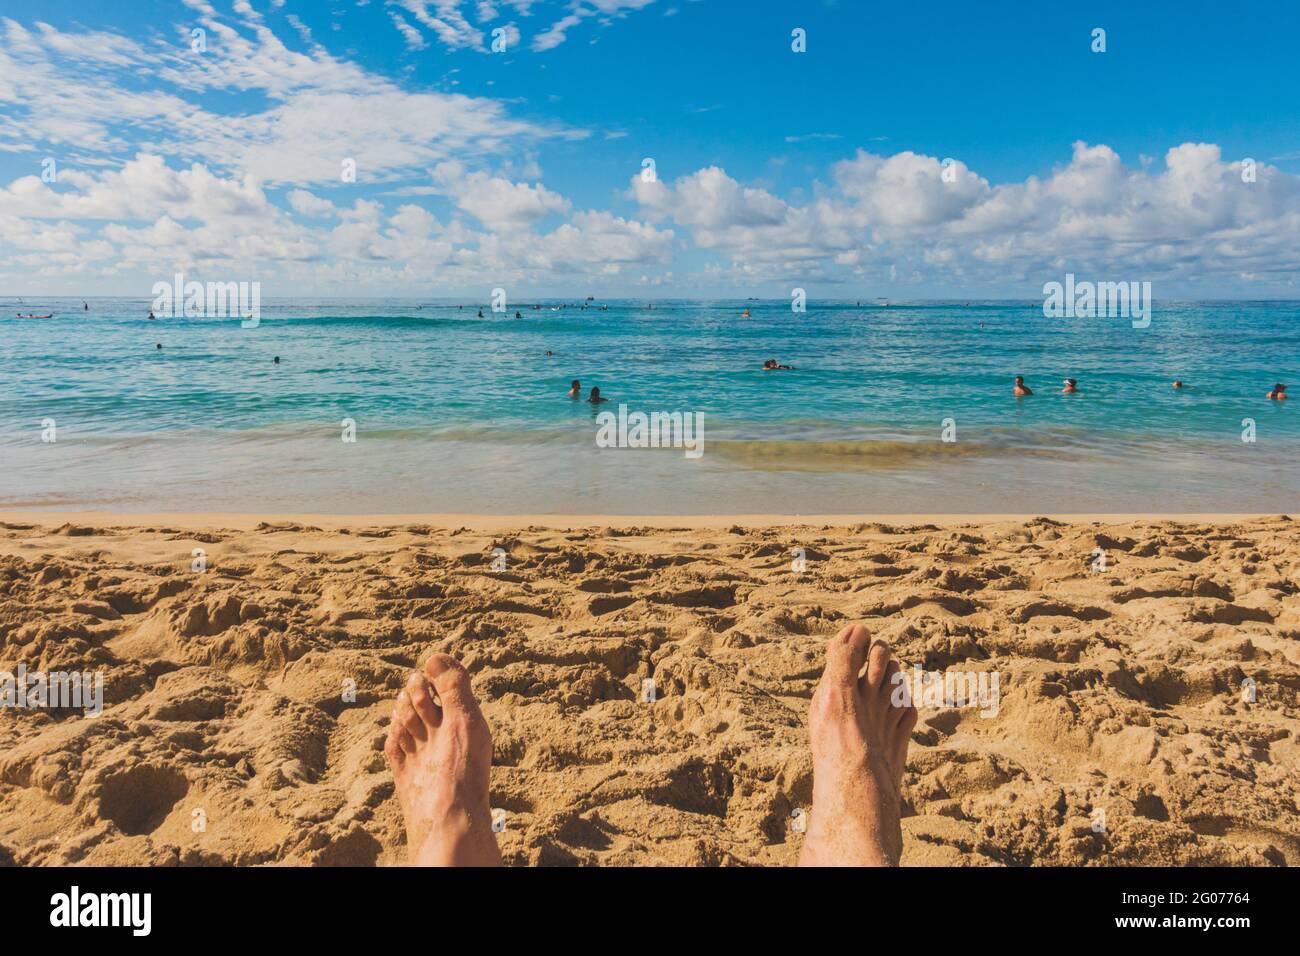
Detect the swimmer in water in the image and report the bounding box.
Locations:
[1267,383,1288,400]
[274,356,281,365]
[1172,380,1184,389]
[155,343,162,350]
[147,311,156,320]
[763,359,793,371]
[515,312,522,319]
[741,309,751,318]
[1062,378,1078,394]
[545,351,553,357]
[587,386,609,404]
[477,309,484,318]
[1014,376,1033,396]
[568,379,581,398]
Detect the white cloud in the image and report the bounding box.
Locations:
[532,0,656,51]
[631,142,1300,287]
[432,161,571,227]
[0,13,570,187]
[396,1,484,51]
[287,189,339,218]
[388,12,427,49]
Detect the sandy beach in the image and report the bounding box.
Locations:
[1,513,1296,867]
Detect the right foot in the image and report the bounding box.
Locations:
[384,654,502,867]
[798,625,917,867]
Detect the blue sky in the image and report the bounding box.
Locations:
[2,0,1299,298]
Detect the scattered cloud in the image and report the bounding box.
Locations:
[632,142,1300,287]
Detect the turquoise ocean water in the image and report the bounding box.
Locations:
[1,297,1295,514]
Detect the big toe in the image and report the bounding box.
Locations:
[423,653,481,718]
[822,624,873,688]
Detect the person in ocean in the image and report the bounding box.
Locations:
[1062,378,1078,394]
[741,308,751,318]
[1172,380,1184,389]
[1014,376,1033,396]
[155,343,162,350]
[515,312,522,319]
[1267,383,1288,400]
[587,386,609,404]
[568,379,581,398]
[477,309,484,318]
[274,356,281,365]
[763,359,793,371]
[147,311,156,320]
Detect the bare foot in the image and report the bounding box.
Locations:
[798,624,917,867]
[383,653,502,867]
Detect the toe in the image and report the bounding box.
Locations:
[383,722,406,769]
[424,653,480,716]
[395,689,427,742]
[397,726,417,755]
[407,672,441,731]
[822,624,873,686]
[879,657,906,712]
[897,703,919,734]
[865,640,892,691]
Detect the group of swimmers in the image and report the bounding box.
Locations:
[12,302,92,318]
[463,303,610,316]
[562,365,1290,404]
[568,379,608,404]
[1013,376,1287,399]
[564,356,802,403]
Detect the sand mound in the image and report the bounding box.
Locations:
[1,517,1296,866]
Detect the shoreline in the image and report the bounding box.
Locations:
[0,510,1287,533]
[0,509,1284,530]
